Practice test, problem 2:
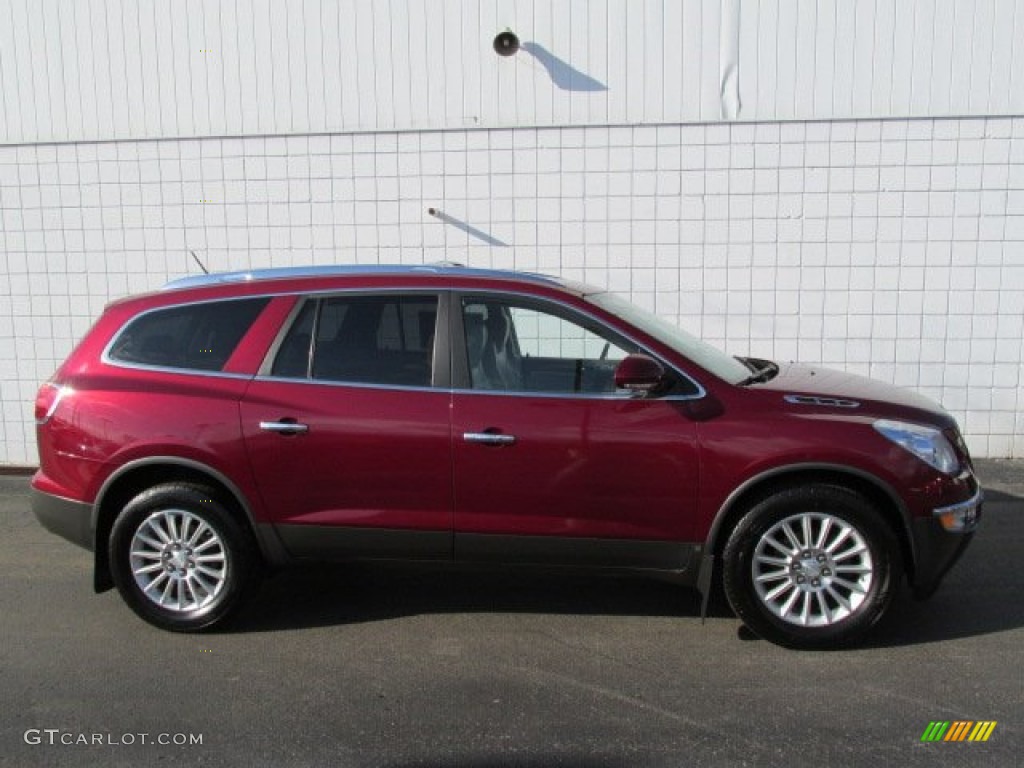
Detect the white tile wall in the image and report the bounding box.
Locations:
[1,115,1022,463]
[2,0,1024,144]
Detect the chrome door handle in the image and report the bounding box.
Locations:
[463,432,516,446]
[259,420,309,435]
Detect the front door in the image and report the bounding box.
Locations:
[451,294,700,568]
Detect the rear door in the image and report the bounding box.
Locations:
[240,291,453,560]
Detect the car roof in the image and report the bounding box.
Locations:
[161,262,597,294]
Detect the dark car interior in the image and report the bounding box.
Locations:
[273,295,438,387]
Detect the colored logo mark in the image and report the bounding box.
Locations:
[921,721,997,742]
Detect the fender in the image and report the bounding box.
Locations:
[93,456,290,570]
[696,462,914,619]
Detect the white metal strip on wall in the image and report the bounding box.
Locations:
[2,0,1023,145]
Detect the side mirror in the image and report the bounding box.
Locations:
[614,354,667,395]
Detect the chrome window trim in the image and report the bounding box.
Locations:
[103,287,441,379]
[247,376,703,402]
[447,386,705,402]
[100,294,271,375]
[256,289,447,388]
[253,287,708,401]
[99,359,257,381]
[102,283,709,401]
[251,374,446,395]
[450,287,708,402]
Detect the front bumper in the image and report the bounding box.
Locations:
[31,488,94,552]
[910,487,983,599]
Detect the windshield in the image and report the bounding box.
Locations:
[586,292,753,385]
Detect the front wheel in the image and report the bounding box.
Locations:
[722,485,900,649]
[109,483,259,631]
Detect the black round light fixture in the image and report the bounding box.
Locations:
[493,30,520,57]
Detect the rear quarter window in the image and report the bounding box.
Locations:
[107,298,269,371]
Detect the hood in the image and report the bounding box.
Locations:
[752,363,956,428]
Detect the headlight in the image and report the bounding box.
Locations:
[873,419,959,474]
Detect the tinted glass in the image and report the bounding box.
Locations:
[271,301,316,378]
[273,295,438,387]
[109,298,269,371]
[462,298,635,394]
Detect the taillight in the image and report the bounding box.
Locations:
[34,382,68,425]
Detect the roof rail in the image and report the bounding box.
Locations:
[161,262,567,291]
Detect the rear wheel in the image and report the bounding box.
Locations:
[722,485,900,649]
[109,483,259,631]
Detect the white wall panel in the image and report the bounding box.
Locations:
[4,0,1023,146]
[1,116,1022,462]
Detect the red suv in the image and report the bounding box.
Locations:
[32,264,982,648]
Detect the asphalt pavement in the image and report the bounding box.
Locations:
[1,460,1021,767]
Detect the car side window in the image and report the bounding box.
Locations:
[461,298,637,394]
[271,301,316,378]
[108,298,269,371]
[272,295,438,388]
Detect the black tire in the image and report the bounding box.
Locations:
[109,483,260,632]
[722,485,900,649]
